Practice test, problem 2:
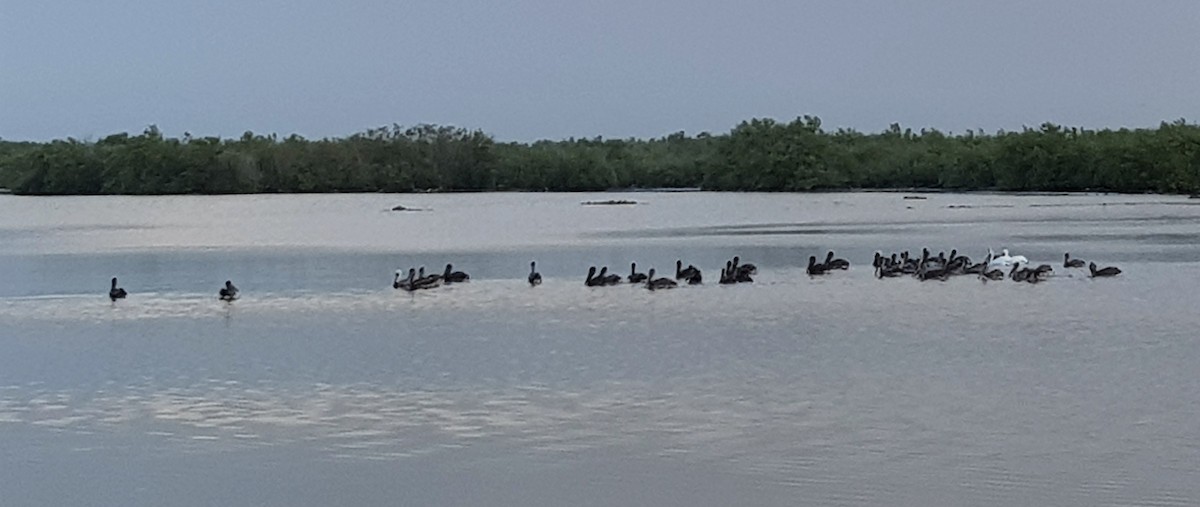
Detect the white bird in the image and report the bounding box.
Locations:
[987,248,1028,268]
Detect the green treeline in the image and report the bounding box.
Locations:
[2,117,1199,195]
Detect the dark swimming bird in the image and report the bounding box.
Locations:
[598,266,621,286]
[528,261,542,286]
[945,253,970,275]
[414,277,441,290]
[823,251,850,270]
[645,269,677,290]
[219,280,239,301]
[1063,253,1085,268]
[1009,263,1036,282]
[442,264,470,283]
[876,265,904,278]
[1009,263,1024,282]
[414,267,442,288]
[1089,262,1122,277]
[732,256,757,276]
[628,262,648,284]
[806,256,829,276]
[979,269,1008,281]
[109,277,127,301]
[675,260,700,281]
[917,262,949,281]
[717,260,744,282]
[396,268,438,291]
[718,267,737,284]
[919,248,946,271]
[394,269,414,290]
[585,266,602,287]
[875,253,903,277]
[400,268,427,291]
[1017,263,1051,284]
[685,268,703,285]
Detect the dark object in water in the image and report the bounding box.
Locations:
[391,205,409,211]
[903,195,927,200]
[582,200,637,206]
[219,280,239,301]
[109,277,127,301]
[645,269,677,290]
[528,261,542,286]
[1089,262,1122,278]
[628,262,648,284]
[442,264,470,283]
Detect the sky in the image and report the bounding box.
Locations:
[2,0,1198,142]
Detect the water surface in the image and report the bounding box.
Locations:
[1,192,1198,506]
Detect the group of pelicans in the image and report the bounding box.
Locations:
[105,249,1123,301]
[390,255,763,293]
[575,256,760,290]
[554,248,1120,290]
[869,249,1122,283]
[392,264,471,291]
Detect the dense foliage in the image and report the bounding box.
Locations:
[2,118,1198,195]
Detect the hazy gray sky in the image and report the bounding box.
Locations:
[2,0,1198,141]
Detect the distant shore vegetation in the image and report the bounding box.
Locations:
[1,117,1198,195]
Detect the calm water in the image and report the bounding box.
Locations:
[1,192,1199,506]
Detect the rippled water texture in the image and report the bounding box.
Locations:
[1,192,1199,506]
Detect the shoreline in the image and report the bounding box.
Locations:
[0,188,1192,198]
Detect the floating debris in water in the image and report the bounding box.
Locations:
[902,195,927,200]
[946,204,1016,209]
[582,200,638,206]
